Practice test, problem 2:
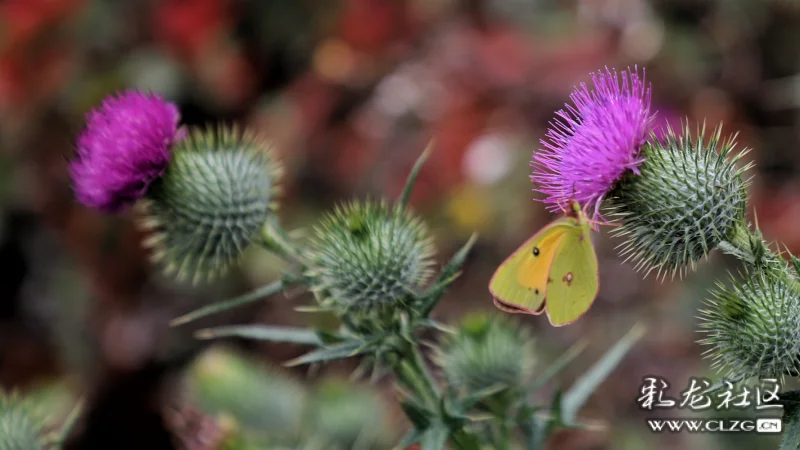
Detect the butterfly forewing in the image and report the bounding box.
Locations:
[489,219,573,314]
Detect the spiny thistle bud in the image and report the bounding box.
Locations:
[307,380,389,449]
[305,200,435,318]
[0,391,46,450]
[699,269,800,379]
[437,313,536,393]
[139,126,281,284]
[608,123,750,278]
[189,348,307,434]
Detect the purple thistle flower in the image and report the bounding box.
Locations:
[69,91,183,213]
[532,67,653,222]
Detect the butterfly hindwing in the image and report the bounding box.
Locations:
[544,214,600,326]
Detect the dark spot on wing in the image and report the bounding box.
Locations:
[534,288,539,295]
[563,272,573,286]
[532,246,540,256]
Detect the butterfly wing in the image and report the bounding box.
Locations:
[544,215,600,326]
[489,218,572,314]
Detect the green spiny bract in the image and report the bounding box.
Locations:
[608,122,751,279]
[305,199,435,326]
[437,313,536,393]
[139,126,281,284]
[699,268,800,380]
[0,391,46,450]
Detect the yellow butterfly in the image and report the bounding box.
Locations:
[489,200,599,327]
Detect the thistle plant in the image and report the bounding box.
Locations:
[64,67,800,449]
[69,90,281,284]
[529,66,800,449]
[67,89,646,449]
[172,146,641,449]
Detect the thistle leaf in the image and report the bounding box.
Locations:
[458,384,508,411]
[419,422,449,450]
[400,399,434,430]
[418,234,477,317]
[195,325,322,345]
[284,341,367,367]
[171,279,287,326]
[529,340,588,391]
[399,141,434,209]
[562,324,645,424]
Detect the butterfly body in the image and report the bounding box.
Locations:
[489,200,599,326]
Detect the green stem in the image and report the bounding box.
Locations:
[499,420,512,450]
[717,221,764,265]
[393,340,440,407]
[260,218,306,265]
[408,341,441,399]
[718,221,800,292]
[391,340,484,450]
[483,394,513,450]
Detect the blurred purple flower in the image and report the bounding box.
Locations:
[70,91,183,213]
[532,67,653,222]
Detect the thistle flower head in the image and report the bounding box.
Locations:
[305,200,435,320]
[70,90,183,213]
[437,313,536,393]
[139,126,281,284]
[699,269,800,380]
[0,391,46,450]
[609,123,750,279]
[532,67,653,221]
